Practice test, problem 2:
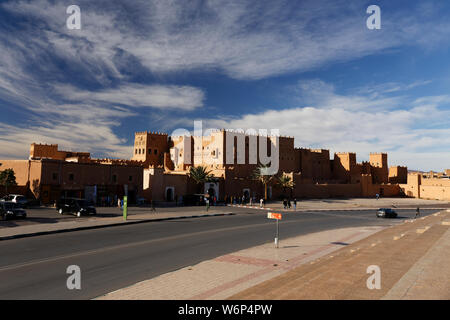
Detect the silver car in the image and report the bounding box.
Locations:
[1,194,28,207]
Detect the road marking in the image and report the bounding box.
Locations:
[393,233,405,240]
[416,226,431,234]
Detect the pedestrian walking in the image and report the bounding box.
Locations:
[293,198,297,211]
[283,198,287,209]
[117,198,121,208]
[150,200,156,212]
[415,207,420,219]
[288,199,291,209]
[260,198,264,208]
[206,198,210,211]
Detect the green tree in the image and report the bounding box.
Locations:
[253,165,275,201]
[189,166,215,193]
[0,168,17,194]
[277,173,295,197]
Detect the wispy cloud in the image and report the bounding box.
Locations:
[3,0,450,81]
[54,84,205,110]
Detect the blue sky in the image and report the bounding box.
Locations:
[0,0,449,171]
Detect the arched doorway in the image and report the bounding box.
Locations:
[165,187,174,201]
[243,189,250,202]
[204,183,219,201]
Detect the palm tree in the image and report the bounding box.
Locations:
[189,166,215,193]
[253,165,275,201]
[277,173,295,197]
[0,168,17,194]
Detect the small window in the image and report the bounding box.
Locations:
[52,173,58,180]
[129,175,133,182]
[154,149,157,155]
[135,149,138,155]
[148,148,152,154]
[112,174,117,183]
[69,173,74,181]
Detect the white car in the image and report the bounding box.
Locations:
[1,194,28,207]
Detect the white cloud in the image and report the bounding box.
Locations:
[54,84,205,110]
[0,120,133,160]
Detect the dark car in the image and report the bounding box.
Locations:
[56,198,96,217]
[376,208,397,218]
[0,201,27,220]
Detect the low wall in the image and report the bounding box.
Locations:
[419,185,450,201]
[365,183,401,197]
[293,183,361,199]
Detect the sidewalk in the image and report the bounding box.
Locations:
[231,209,450,300]
[0,208,233,241]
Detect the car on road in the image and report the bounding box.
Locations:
[1,194,28,208]
[0,201,27,220]
[56,198,97,217]
[376,208,398,218]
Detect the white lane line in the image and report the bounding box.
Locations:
[393,233,406,240]
[416,226,431,234]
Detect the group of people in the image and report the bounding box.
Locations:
[224,195,267,207]
[283,198,297,210]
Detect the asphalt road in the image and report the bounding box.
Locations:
[0,207,440,299]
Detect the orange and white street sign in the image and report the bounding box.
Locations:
[267,212,282,220]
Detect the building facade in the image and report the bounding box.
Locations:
[137,130,408,201]
[3,130,435,204]
[0,144,144,205]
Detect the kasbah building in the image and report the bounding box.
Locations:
[0,129,449,205]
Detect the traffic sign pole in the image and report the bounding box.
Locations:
[268,212,282,248]
[276,219,279,248]
[123,196,128,221]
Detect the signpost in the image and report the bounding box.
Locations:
[267,212,282,248]
[123,195,128,221]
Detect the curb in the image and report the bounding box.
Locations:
[227,204,448,213]
[0,212,235,241]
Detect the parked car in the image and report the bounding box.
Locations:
[376,208,398,218]
[56,198,96,217]
[1,194,28,207]
[0,201,27,220]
